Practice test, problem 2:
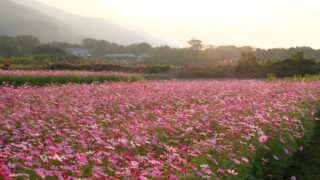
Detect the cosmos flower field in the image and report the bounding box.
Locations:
[0,80,319,179]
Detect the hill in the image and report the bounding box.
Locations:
[1,0,167,45]
[0,0,82,43]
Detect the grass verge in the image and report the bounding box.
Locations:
[0,74,142,86]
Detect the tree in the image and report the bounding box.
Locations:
[281,51,315,66]
[0,35,40,56]
[269,51,317,76]
[34,44,67,55]
[188,38,203,61]
[188,38,203,51]
[0,36,22,56]
[16,35,40,54]
[81,38,126,55]
[81,38,100,49]
[127,42,152,55]
[290,51,304,63]
[237,52,260,74]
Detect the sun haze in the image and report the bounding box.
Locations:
[17,0,320,48]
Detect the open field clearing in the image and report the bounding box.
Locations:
[0,81,319,179]
[0,70,142,86]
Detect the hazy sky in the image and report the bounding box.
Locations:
[36,0,320,48]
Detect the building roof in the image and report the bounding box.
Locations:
[65,48,92,53]
[104,53,136,58]
[64,48,93,57]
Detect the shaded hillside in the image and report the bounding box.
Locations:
[1,0,167,45]
[0,0,82,43]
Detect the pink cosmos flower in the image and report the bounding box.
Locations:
[217,168,225,174]
[35,168,46,179]
[299,146,304,152]
[1,79,320,178]
[261,158,269,163]
[76,153,88,165]
[267,174,273,178]
[291,176,297,180]
[259,135,268,143]
[9,173,29,178]
[117,138,128,148]
[273,155,279,160]
[232,159,241,165]
[186,127,193,132]
[150,169,161,178]
[200,164,213,175]
[242,157,249,163]
[108,156,118,164]
[130,161,139,169]
[227,169,238,175]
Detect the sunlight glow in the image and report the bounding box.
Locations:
[36,0,320,48]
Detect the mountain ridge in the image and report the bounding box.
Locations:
[1,0,168,45]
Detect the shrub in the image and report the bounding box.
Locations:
[267,73,277,81]
[236,52,261,75]
[34,45,67,55]
[143,65,172,74]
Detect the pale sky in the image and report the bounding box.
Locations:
[36,0,320,48]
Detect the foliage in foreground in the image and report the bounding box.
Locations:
[267,74,320,82]
[282,103,320,179]
[0,81,319,179]
[284,74,320,82]
[0,70,142,85]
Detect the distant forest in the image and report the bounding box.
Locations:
[2,35,320,61]
[1,35,320,78]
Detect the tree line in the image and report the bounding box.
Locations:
[1,35,320,62]
[0,35,320,78]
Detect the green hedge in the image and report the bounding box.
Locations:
[0,74,142,86]
[47,63,172,74]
